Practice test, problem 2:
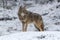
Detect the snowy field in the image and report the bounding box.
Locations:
[0,31,60,40]
[0,0,60,40]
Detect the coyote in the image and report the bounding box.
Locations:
[18,6,44,32]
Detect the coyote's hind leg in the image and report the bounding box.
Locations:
[35,22,44,31]
[38,23,44,31]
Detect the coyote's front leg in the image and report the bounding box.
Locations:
[22,22,25,32]
[22,22,28,32]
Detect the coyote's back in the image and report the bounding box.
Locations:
[18,6,44,31]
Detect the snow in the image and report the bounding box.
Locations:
[0,32,60,40]
[0,0,60,40]
[0,2,60,32]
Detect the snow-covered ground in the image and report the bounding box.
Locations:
[0,0,60,40]
[0,31,60,40]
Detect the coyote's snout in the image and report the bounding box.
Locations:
[18,6,44,32]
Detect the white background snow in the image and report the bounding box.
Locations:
[0,0,60,40]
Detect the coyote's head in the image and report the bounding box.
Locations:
[18,6,27,20]
[18,6,27,13]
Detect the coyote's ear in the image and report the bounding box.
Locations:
[23,5,26,10]
[20,6,22,9]
[24,5,26,8]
